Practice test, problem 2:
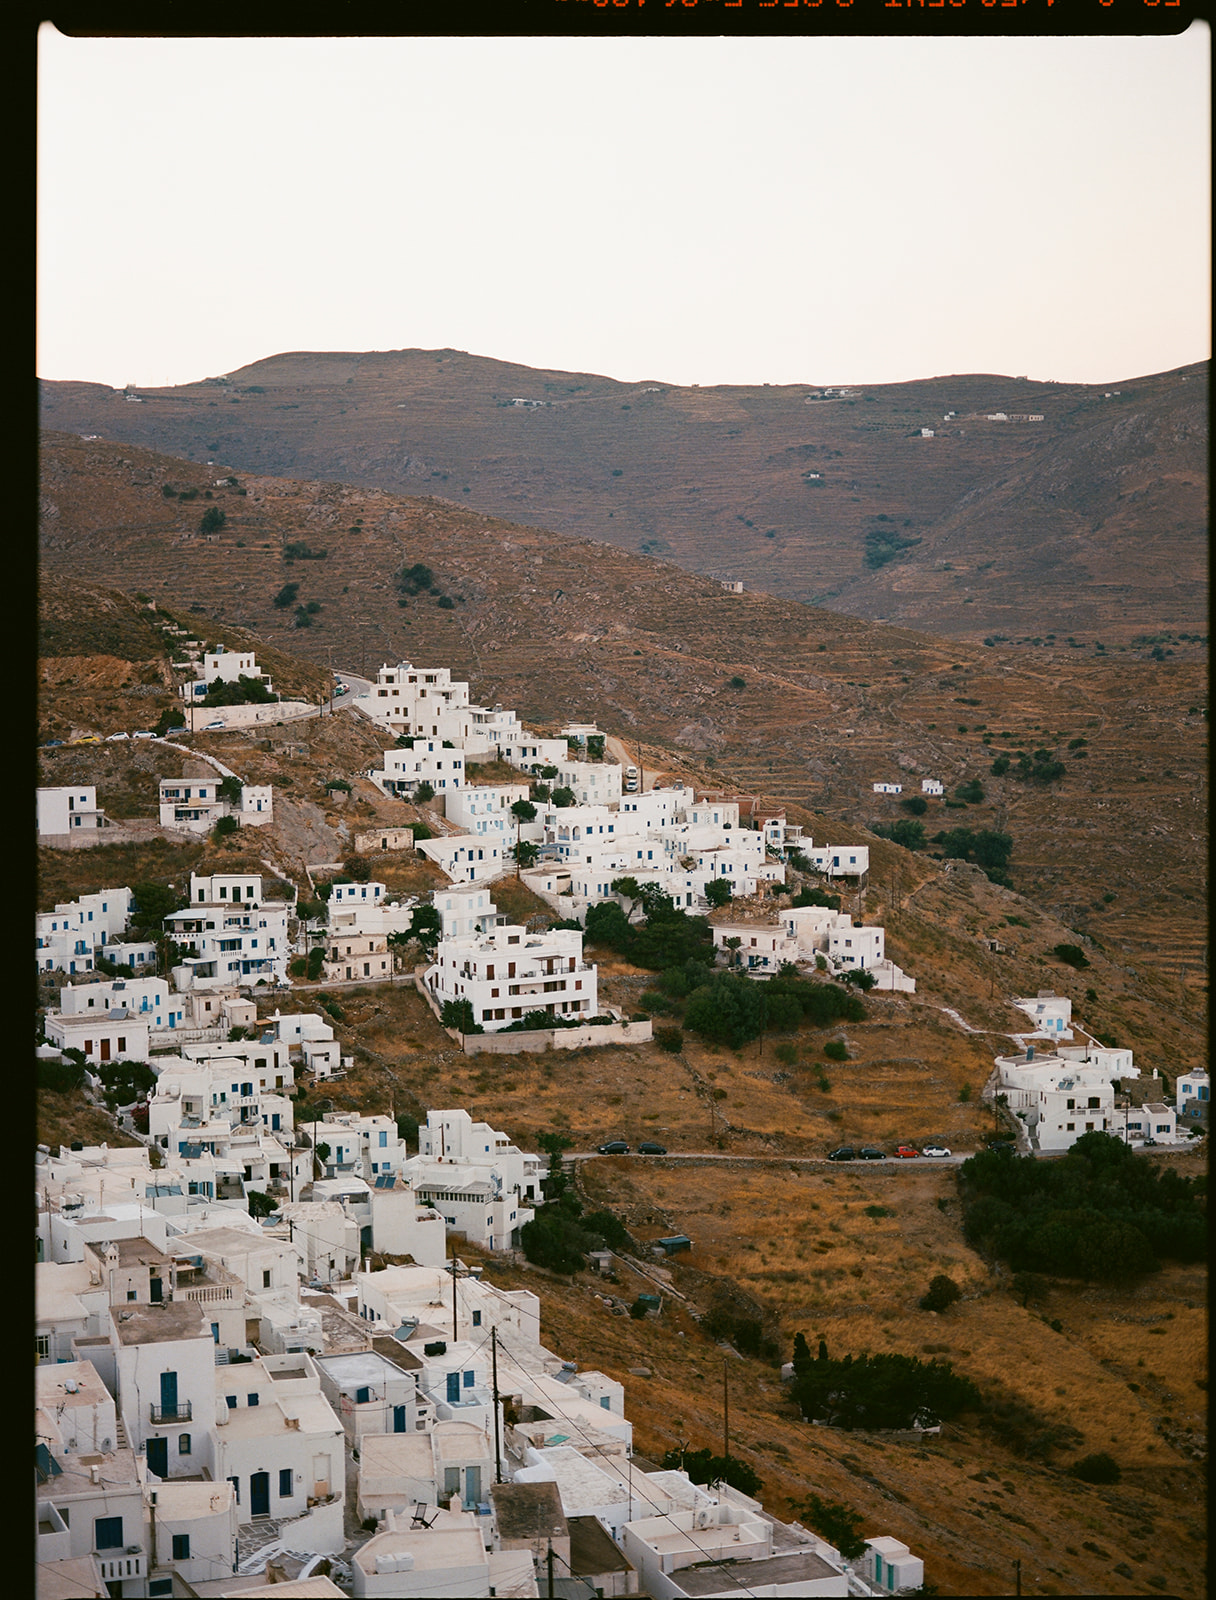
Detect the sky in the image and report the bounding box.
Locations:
[38,26,1210,391]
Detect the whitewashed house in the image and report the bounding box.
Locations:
[37,785,109,836]
[36,887,134,975]
[862,1537,925,1594]
[180,645,271,703]
[1012,991,1074,1040]
[416,834,504,884]
[993,1045,1116,1152]
[872,782,902,795]
[425,923,597,1031]
[1176,1067,1210,1118]
[165,873,291,991]
[921,779,944,796]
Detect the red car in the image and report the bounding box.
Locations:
[894,1145,921,1158]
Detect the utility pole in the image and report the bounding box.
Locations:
[723,1357,730,1462]
[450,1256,459,1343]
[546,1540,555,1600]
[1014,1557,1021,1596]
[491,1327,503,1484]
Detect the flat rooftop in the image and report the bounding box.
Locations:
[35,1361,112,1410]
[674,1547,842,1594]
[113,1300,207,1344]
[490,1479,567,1544]
[315,1349,417,1386]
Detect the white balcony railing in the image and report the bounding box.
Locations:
[97,1550,146,1582]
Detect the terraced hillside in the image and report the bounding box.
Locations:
[38,348,1208,642]
[37,439,1208,1066]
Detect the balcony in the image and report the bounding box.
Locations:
[150,1400,192,1423]
[96,1550,146,1583]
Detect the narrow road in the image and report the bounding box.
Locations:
[568,1149,971,1168]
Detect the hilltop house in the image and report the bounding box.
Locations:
[37,785,110,836]
[425,922,597,1032]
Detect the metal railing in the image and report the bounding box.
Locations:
[150,1400,192,1423]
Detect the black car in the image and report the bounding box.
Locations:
[597,1140,629,1155]
[637,1141,667,1155]
[859,1146,886,1160]
[827,1146,856,1162]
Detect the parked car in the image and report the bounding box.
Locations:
[859,1146,886,1160]
[827,1146,856,1162]
[43,739,64,747]
[638,1142,667,1155]
[105,731,130,741]
[132,731,155,740]
[894,1145,921,1158]
[597,1141,629,1155]
[988,1140,1016,1154]
[204,719,226,730]
[920,1143,952,1158]
[75,735,100,744]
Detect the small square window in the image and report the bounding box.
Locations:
[247,1393,259,1407]
[178,1433,191,1455]
[172,1533,190,1560]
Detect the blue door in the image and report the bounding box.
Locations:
[446,1371,460,1403]
[393,1405,407,1433]
[160,1371,178,1417]
[251,1471,270,1517]
[146,1435,168,1477]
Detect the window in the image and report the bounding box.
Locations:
[247,1394,259,1407]
[127,1289,138,1301]
[150,1581,173,1597]
[279,1468,293,1497]
[472,1309,481,1327]
[36,1335,50,1358]
[179,1433,191,1455]
[172,1533,190,1560]
[463,1370,475,1387]
[95,1516,124,1550]
[356,1386,371,1404]
[262,1270,271,1288]
[226,1395,237,1409]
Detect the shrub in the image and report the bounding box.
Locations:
[200,507,226,533]
[441,999,479,1033]
[797,1494,868,1561]
[991,755,1011,775]
[823,1038,849,1061]
[663,1448,762,1498]
[213,815,239,840]
[629,1297,650,1319]
[901,795,928,815]
[920,1274,962,1311]
[704,878,733,908]
[550,786,576,808]
[844,968,876,991]
[273,582,300,609]
[437,596,455,609]
[872,818,926,851]
[1053,943,1090,969]
[729,675,746,689]
[956,779,985,804]
[1068,1452,1121,1484]
[415,782,435,802]
[654,1025,684,1053]
[306,946,325,981]
[153,706,186,737]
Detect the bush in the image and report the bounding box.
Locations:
[273,582,300,609]
[797,1494,868,1562]
[153,706,186,737]
[920,1274,962,1311]
[872,818,926,851]
[213,815,238,840]
[414,782,435,802]
[629,1297,650,1319]
[843,968,876,991]
[991,755,1011,776]
[823,1038,849,1061]
[441,999,479,1033]
[282,541,327,560]
[1068,1452,1121,1484]
[1053,943,1090,970]
[38,1058,87,1095]
[662,1448,762,1498]
[901,795,928,815]
[791,1346,980,1433]
[551,786,576,808]
[654,1025,684,1053]
[956,778,985,804]
[704,877,733,908]
[200,507,226,533]
[306,946,325,981]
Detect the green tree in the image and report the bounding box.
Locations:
[213,815,239,841]
[586,734,606,760]
[246,1190,277,1219]
[217,775,243,804]
[441,999,478,1033]
[792,1331,813,1372]
[610,876,643,917]
[130,881,186,934]
[516,841,540,869]
[662,1448,762,1498]
[550,786,576,808]
[901,794,929,816]
[723,936,743,968]
[955,779,985,804]
[407,904,442,949]
[1068,1452,1121,1484]
[273,582,300,609]
[704,878,733,908]
[153,706,186,737]
[683,972,768,1049]
[919,1274,962,1312]
[584,900,634,951]
[991,755,1011,776]
[873,818,926,851]
[414,781,435,802]
[200,507,226,533]
[510,799,537,823]
[1052,943,1090,969]
[797,1495,867,1562]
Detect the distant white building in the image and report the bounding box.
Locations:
[180,645,271,703]
[165,873,292,991]
[1012,991,1073,1040]
[921,778,944,796]
[36,887,135,976]
[37,786,109,836]
[872,782,902,795]
[1176,1068,1210,1118]
[425,923,597,1031]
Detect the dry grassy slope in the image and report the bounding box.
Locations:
[248,969,1205,1600]
[38,351,1207,643]
[37,436,1209,1025]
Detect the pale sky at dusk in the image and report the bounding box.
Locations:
[38,26,1210,391]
